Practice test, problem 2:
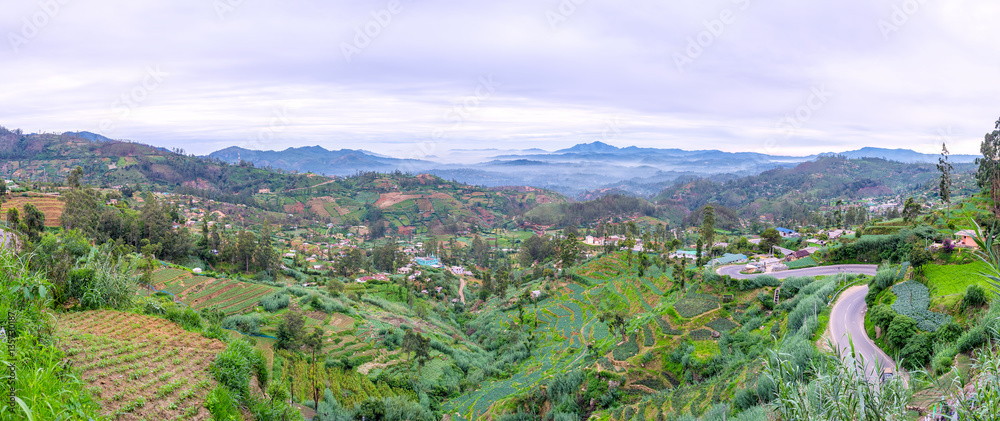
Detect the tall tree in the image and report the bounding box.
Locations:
[6,207,18,229]
[67,166,83,189]
[23,203,45,242]
[701,205,716,247]
[976,117,1000,218]
[902,197,921,223]
[304,327,325,412]
[276,310,305,350]
[834,200,844,229]
[559,232,581,268]
[759,228,781,254]
[937,142,954,224]
[695,238,703,266]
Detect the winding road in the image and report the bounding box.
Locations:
[716,264,878,280]
[716,263,895,380]
[829,285,898,380]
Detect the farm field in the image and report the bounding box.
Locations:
[786,255,818,269]
[55,310,223,420]
[891,280,952,331]
[923,261,991,297]
[150,268,277,314]
[0,194,65,226]
[446,252,741,419]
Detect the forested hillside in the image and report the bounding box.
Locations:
[652,156,977,225]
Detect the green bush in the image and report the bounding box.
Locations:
[260,292,290,312]
[934,322,963,344]
[899,333,933,370]
[962,284,987,310]
[165,305,203,330]
[205,386,242,421]
[885,315,917,350]
[741,275,780,291]
[956,326,987,354]
[0,248,102,420]
[779,277,813,299]
[210,337,267,402]
[868,304,896,331]
[222,313,264,335]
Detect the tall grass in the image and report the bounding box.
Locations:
[0,248,102,420]
[764,337,911,420]
[78,244,140,310]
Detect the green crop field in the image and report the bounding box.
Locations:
[705,318,739,333]
[924,261,991,297]
[891,281,952,331]
[674,293,720,318]
[786,256,818,269]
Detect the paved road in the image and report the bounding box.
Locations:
[716,264,878,280]
[829,285,899,381]
[716,263,892,380]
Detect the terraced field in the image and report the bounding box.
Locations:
[56,310,222,420]
[150,268,277,314]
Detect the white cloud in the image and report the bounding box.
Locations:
[0,0,997,156]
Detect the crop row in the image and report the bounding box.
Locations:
[891,281,952,331]
[674,297,719,318]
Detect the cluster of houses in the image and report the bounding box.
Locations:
[583,235,645,252]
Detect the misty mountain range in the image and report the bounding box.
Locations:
[209,141,978,199]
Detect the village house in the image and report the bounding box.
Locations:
[776,227,801,238]
[956,230,979,248]
[705,253,748,267]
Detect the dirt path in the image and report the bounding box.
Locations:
[459,277,467,305]
[286,178,337,192]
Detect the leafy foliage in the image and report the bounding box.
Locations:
[890,281,952,331]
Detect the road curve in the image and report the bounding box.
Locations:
[715,263,893,380]
[829,285,898,381]
[716,264,878,280]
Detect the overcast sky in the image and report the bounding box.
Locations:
[2,0,998,159]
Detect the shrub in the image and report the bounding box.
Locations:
[779,277,813,299]
[77,244,140,310]
[956,326,987,354]
[931,346,958,375]
[165,305,203,330]
[934,322,963,344]
[868,304,896,331]
[260,292,290,312]
[885,315,918,350]
[205,386,242,421]
[742,275,780,291]
[210,338,266,400]
[865,265,906,307]
[962,284,987,310]
[222,313,264,335]
[899,332,933,370]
